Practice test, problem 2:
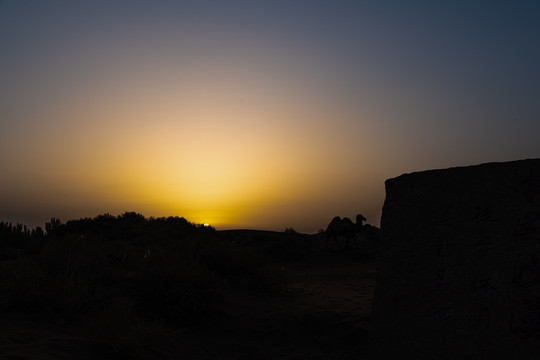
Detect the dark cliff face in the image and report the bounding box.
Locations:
[382,159,540,230]
[371,159,540,360]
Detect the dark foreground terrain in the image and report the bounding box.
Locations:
[0,216,378,359]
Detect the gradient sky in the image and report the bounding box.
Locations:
[1,0,539,232]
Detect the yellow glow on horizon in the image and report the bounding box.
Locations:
[0,48,386,232]
[8,101,380,230]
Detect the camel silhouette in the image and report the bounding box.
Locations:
[325,214,366,249]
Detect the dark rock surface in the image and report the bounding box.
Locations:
[371,159,540,359]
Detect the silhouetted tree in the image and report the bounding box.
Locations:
[31,226,45,239]
[45,218,62,236]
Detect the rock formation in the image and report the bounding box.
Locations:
[371,159,540,359]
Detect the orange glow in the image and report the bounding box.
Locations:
[2,91,388,231]
[0,13,391,232]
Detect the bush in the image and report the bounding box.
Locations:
[283,227,297,234]
[134,244,225,325]
[0,234,114,314]
[0,213,288,335]
[0,258,49,311]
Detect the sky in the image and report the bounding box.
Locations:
[1,0,539,232]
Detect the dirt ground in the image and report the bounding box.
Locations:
[0,231,377,359]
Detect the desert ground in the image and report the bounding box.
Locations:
[0,227,378,359]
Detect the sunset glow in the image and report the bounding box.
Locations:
[1,1,539,232]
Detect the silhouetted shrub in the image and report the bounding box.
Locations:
[45,217,62,236]
[0,211,288,351]
[0,221,43,252]
[283,227,297,234]
[0,257,48,311]
[0,234,114,314]
[135,246,225,325]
